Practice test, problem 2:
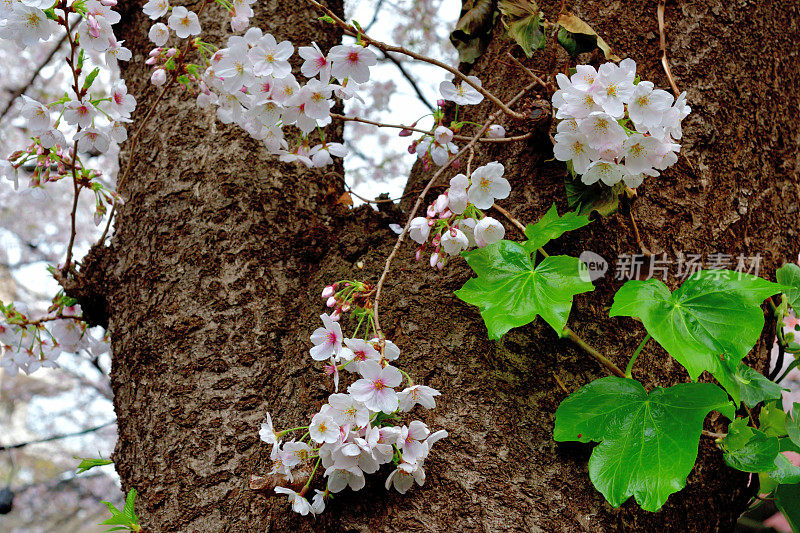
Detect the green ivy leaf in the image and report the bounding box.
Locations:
[554,377,733,511]
[523,204,590,252]
[768,453,800,484]
[76,456,113,474]
[735,364,786,408]
[721,420,780,473]
[787,404,800,448]
[556,26,600,58]
[776,483,800,532]
[761,400,789,438]
[777,263,800,309]
[610,270,784,404]
[456,240,594,339]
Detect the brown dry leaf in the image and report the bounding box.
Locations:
[557,12,621,62]
[337,192,354,206]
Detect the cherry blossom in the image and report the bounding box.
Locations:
[309,313,343,361]
[167,6,201,39]
[328,44,377,83]
[474,216,505,247]
[348,360,402,413]
[439,75,484,105]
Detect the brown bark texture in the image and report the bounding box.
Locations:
[83,0,800,531]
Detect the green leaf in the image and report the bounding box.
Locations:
[449,0,495,64]
[761,400,789,438]
[123,489,137,521]
[565,178,625,217]
[768,453,800,484]
[456,241,594,339]
[777,263,800,309]
[787,404,800,448]
[776,483,800,532]
[498,0,545,57]
[556,12,621,61]
[523,204,590,252]
[554,377,733,511]
[82,67,100,91]
[609,270,784,404]
[735,364,786,408]
[556,26,601,58]
[76,456,113,474]
[721,421,780,473]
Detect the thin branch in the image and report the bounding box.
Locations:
[364,0,386,32]
[0,421,115,451]
[504,52,552,93]
[0,33,69,124]
[381,51,434,112]
[657,0,681,96]
[331,112,532,143]
[371,80,539,349]
[564,328,626,378]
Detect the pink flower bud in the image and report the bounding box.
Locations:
[407,143,416,154]
[429,253,439,268]
[330,310,341,322]
[100,0,117,6]
[426,205,436,218]
[151,69,167,86]
[437,99,446,108]
[341,303,351,312]
[87,16,101,38]
[415,249,423,261]
[439,209,453,219]
[326,296,337,308]
[399,128,412,137]
[149,48,162,57]
[487,124,506,138]
[321,285,335,299]
[166,48,178,58]
[145,57,157,66]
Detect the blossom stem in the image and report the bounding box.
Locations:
[625,333,651,379]
[278,426,309,436]
[371,81,539,352]
[303,457,322,490]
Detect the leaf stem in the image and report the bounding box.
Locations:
[625,333,651,378]
[564,327,625,378]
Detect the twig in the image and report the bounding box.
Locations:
[0,34,69,124]
[306,0,527,120]
[553,373,569,394]
[371,81,539,350]
[628,210,651,256]
[330,113,532,143]
[381,51,434,112]
[701,429,726,439]
[492,203,527,234]
[657,1,681,96]
[0,421,115,451]
[504,52,552,93]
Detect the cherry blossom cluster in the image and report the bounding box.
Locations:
[409,161,509,268]
[408,76,487,170]
[552,59,690,188]
[1,0,133,223]
[0,302,108,376]
[258,284,445,516]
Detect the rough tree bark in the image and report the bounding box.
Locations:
[82,0,800,531]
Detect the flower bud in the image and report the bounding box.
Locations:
[321,285,335,299]
[151,69,167,86]
[437,99,446,108]
[399,128,412,137]
[429,252,439,268]
[166,48,179,58]
[145,57,157,66]
[487,124,506,138]
[326,296,337,308]
[149,48,163,57]
[415,249,423,261]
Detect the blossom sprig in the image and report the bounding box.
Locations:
[258,296,445,516]
[551,59,690,188]
[0,298,108,377]
[408,161,509,269]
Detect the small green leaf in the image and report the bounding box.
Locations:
[456,241,594,339]
[735,364,786,408]
[498,1,545,57]
[82,67,100,91]
[523,204,590,252]
[556,27,601,58]
[777,263,800,308]
[776,483,800,532]
[721,419,780,472]
[554,377,733,511]
[610,271,784,404]
[565,178,624,217]
[76,456,113,474]
[761,400,789,438]
[123,489,137,521]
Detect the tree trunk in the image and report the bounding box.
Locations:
[90,0,800,531]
